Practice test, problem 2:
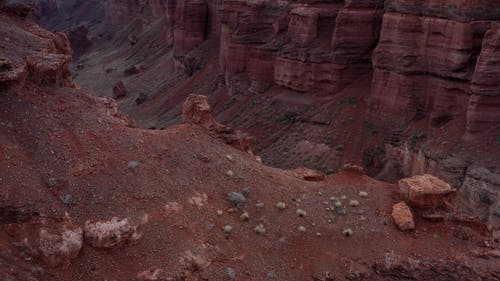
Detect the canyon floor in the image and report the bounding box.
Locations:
[1,1,500,280]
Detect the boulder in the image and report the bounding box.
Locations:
[392,201,415,231]
[182,94,217,128]
[291,167,326,181]
[398,174,455,209]
[112,81,128,99]
[124,64,144,75]
[83,217,142,248]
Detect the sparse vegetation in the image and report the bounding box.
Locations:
[349,200,360,207]
[241,187,251,198]
[127,160,139,170]
[254,224,266,235]
[223,225,232,233]
[339,97,357,108]
[240,212,250,221]
[276,202,286,210]
[342,228,353,236]
[359,191,368,198]
[410,132,428,145]
[227,192,246,208]
[296,209,307,217]
[60,194,72,205]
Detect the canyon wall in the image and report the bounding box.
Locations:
[22,0,500,137]
[370,0,500,136]
[218,0,384,94]
[153,0,499,137]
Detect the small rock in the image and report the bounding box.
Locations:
[334,201,342,207]
[216,210,223,216]
[391,201,415,231]
[298,226,306,232]
[315,232,321,237]
[226,170,234,177]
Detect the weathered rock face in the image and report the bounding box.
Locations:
[369,1,499,135]
[173,0,207,54]
[467,25,500,134]
[384,0,500,22]
[0,9,74,90]
[216,0,384,94]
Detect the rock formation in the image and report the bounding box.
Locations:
[83,217,142,248]
[113,80,128,99]
[398,174,456,209]
[182,94,253,153]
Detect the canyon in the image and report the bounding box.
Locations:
[0,0,499,279]
[25,0,499,228]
